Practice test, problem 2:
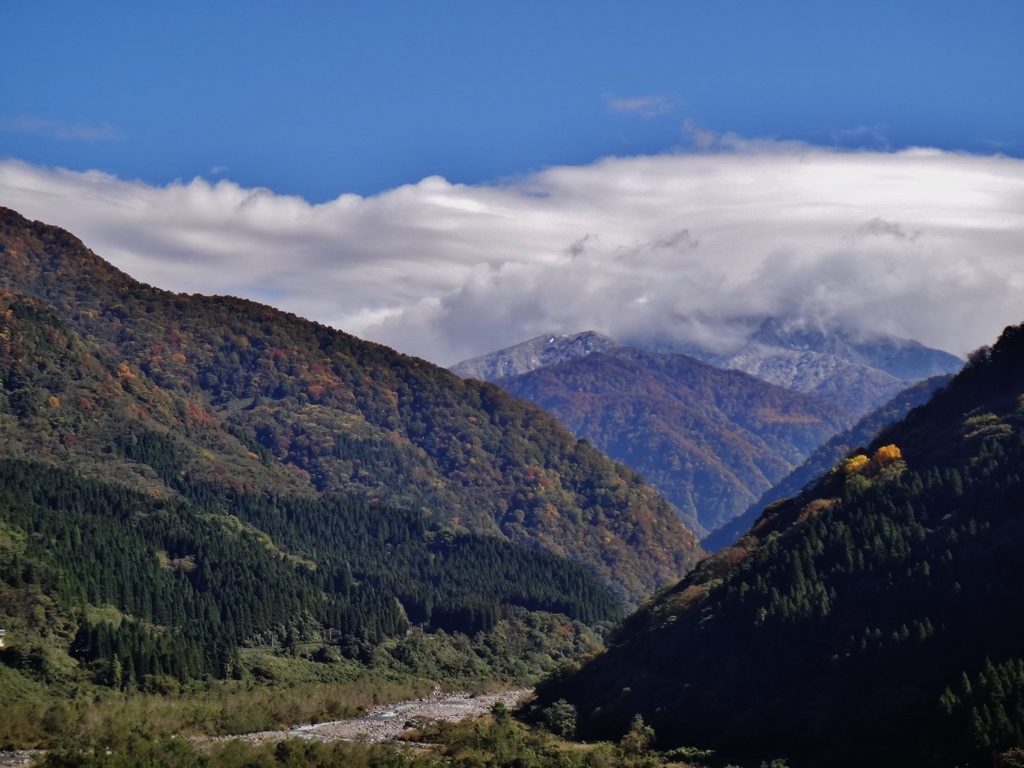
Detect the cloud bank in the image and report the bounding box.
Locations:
[0,143,1022,366]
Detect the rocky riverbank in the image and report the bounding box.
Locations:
[0,751,40,767]
[199,688,531,748]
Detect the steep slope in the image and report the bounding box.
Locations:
[0,207,701,604]
[533,322,1024,767]
[450,331,620,381]
[0,290,310,496]
[498,348,854,534]
[702,374,953,551]
[0,289,626,724]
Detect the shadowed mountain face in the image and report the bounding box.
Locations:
[532,322,1024,767]
[496,348,855,534]
[702,373,954,552]
[0,206,702,605]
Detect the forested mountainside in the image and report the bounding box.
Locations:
[0,207,701,604]
[0,458,620,690]
[0,206,661,746]
[703,374,954,552]
[532,321,1024,767]
[496,348,853,535]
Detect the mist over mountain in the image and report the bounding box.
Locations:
[5,148,1020,372]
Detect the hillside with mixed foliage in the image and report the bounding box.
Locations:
[0,206,701,604]
[497,348,853,534]
[532,321,1024,767]
[0,281,628,746]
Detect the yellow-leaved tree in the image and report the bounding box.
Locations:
[872,444,902,468]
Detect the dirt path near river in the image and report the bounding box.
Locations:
[198,688,532,749]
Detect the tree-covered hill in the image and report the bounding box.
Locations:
[0,290,311,496]
[0,455,622,691]
[532,321,1024,767]
[0,206,702,604]
[498,348,853,535]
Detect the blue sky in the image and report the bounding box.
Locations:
[1,2,1023,365]
[2,1,1021,202]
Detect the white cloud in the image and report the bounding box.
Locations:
[606,94,676,118]
[682,118,717,150]
[1,144,1022,366]
[0,116,125,142]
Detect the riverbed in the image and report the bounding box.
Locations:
[199,688,531,748]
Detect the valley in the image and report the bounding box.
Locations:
[0,5,1017,766]
[532,322,1024,766]
[0,205,1017,768]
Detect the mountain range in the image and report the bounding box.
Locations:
[454,323,963,418]
[1,203,1010,766]
[532,321,1024,767]
[491,346,853,535]
[631,317,963,415]
[452,328,960,536]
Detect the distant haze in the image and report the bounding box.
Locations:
[1,142,1022,365]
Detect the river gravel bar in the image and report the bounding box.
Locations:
[201,688,531,748]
